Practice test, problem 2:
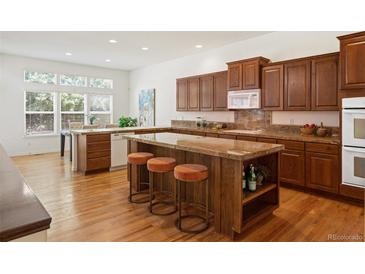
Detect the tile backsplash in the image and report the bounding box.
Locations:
[234,110,272,129]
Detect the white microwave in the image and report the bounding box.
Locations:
[227,89,261,109]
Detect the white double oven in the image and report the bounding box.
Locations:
[342,97,365,188]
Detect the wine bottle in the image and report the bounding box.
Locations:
[248,164,257,192]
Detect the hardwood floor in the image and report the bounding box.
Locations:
[12,152,364,242]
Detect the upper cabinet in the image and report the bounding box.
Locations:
[199,75,214,111]
[338,32,365,90]
[187,78,200,111]
[262,53,339,111]
[284,60,311,111]
[262,64,284,110]
[227,57,270,91]
[311,53,339,110]
[176,79,188,111]
[176,71,228,112]
[213,71,228,111]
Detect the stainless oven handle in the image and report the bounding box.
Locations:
[343,109,365,114]
[343,146,365,153]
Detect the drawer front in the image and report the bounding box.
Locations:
[306,142,339,155]
[219,134,237,140]
[280,149,305,186]
[206,133,219,138]
[87,134,110,144]
[87,141,111,152]
[237,135,257,142]
[257,137,276,144]
[87,157,111,170]
[277,139,305,151]
[87,150,111,159]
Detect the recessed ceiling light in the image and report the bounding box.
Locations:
[195,44,203,49]
[105,59,111,62]
[141,47,149,51]
[65,52,72,56]
[109,39,118,44]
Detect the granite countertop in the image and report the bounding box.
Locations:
[71,126,170,135]
[0,144,51,241]
[173,127,341,145]
[123,132,284,161]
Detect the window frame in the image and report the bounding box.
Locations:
[24,90,57,137]
[89,77,114,89]
[87,93,113,126]
[59,92,87,131]
[24,70,57,85]
[59,74,88,87]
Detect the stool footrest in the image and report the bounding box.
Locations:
[149,200,177,216]
[174,214,209,234]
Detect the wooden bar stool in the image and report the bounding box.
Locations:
[174,164,209,233]
[147,157,177,215]
[127,152,154,204]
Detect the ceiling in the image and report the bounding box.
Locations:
[0,31,270,71]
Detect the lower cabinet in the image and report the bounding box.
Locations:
[280,149,305,186]
[305,152,339,194]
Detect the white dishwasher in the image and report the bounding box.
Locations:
[111,132,133,170]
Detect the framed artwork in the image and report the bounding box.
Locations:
[138,88,155,127]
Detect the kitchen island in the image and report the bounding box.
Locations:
[123,132,284,238]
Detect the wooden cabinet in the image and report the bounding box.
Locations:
[227,57,270,91]
[242,60,260,89]
[280,149,305,186]
[187,78,200,111]
[227,63,242,90]
[311,54,339,110]
[77,134,111,174]
[176,79,188,111]
[219,134,236,140]
[284,60,311,110]
[213,71,228,111]
[176,71,227,112]
[262,65,284,110]
[338,32,365,90]
[237,135,257,142]
[199,75,214,111]
[306,152,339,194]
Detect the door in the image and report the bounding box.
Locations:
[311,54,339,110]
[187,78,200,111]
[342,146,365,188]
[262,65,284,110]
[280,150,305,186]
[227,63,242,90]
[176,79,188,111]
[213,71,228,111]
[199,75,214,111]
[342,109,365,147]
[306,152,339,193]
[242,60,259,89]
[284,60,311,110]
[339,33,365,89]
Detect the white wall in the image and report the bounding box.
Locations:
[0,54,129,156]
[129,31,350,127]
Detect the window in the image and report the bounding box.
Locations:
[25,91,56,135]
[60,74,87,87]
[60,93,85,130]
[24,71,57,84]
[89,77,113,89]
[88,94,112,126]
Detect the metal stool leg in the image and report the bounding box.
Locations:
[178,179,182,230]
[149,171,153,213]
[128,164,150,204]
[206,179,209,226]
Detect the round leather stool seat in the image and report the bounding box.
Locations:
[128,152,154,165]
[174,164,208,182]
[147,157,176,173]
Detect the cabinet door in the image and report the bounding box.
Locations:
[199,75,214,111]
[262,65,284,110]
[311,54,339,110]
[176,79,188,111]
[306,152,339,193]
[187,78,200,111]
[280,149,305,186]
[227,63,242,90]
[284,60,311,110]
[339,33,365,89]
[213,71,228,111]
[242,60,259,89]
